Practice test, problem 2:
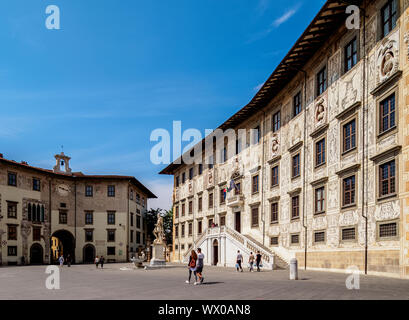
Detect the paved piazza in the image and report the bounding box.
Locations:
[0,263,409,300]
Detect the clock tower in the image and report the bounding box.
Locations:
[53,152,72,174]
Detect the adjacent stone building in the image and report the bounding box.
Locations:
[161,0,409,278]
[0,152,156,265]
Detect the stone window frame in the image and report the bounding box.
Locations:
[270,201,279,225]
[219,186,226,205]
[188,199,193,214]
[107,246,116,256]
[59,210,68,224]
[7,246,17,257]
[376,0,400,41]
[376,218,399,241]
[291,194,300,221]
[340,112,359,158]
[271,164,280,189]
[291,152,301,180]
[290,233,300,246]
[198,195,203,212]
[7,171,17,187]
[188,221,193,237]
[316,65,328,98]
[340,225,358,243]
[85,185,93,197]
[106,229,116,242]
[175,224,179,238]
[175,205,179,219]
[313,132,327,169]
[313,230,326,245]
[107,185,115,197]
[250,204,260,228]
[197,219,203,235]
[336,164,360,211]
[219,214,226,227]
[84,228,94,242]
[270,236,279,247]
[272,109,281,133]
[376,85,399,141]
[32,226,42,242]
[313,184,327,216]
[251,173,259,195]
[107,211,116,225]
[207,216,215,229]
[208,191,214,209]
[32,177,41,192]
[85,210,94,225]
[290,83,304,120]
[7,201,18,219]
[7,224,18,241]
[340,29,360,76]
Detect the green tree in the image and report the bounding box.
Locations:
[145,208,173,245]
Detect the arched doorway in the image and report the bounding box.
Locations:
[212,239,219,266]
[83,244,95,264]
[51,230,75,264]
[30,243,43,265]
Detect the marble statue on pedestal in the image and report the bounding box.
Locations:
[150,213,166,266]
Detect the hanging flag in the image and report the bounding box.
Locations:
[227,179,238,192]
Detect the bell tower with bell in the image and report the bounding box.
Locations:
[53,152,72,174]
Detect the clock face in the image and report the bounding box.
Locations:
[57,184,70,196]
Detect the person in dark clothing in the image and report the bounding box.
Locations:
[186,250,198,284]
[99,256,105,269]
[256,251,262,272]
[66,254,72,267]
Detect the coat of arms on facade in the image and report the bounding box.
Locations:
[208,170,213,185]
[376,32,399,85]
[271,133,280,158]
[314,95,327,127]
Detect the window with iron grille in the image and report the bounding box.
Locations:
[197,220,202,234]
[381,0,397,38]
[342,227,356,241]
[33,227,41,241]
[252,175,259,193]
[291,196,300,219]
[8,246,17,256]
[379,222,397,238]
[189,200,193,214]
[33,178,41,191]
[293,92,302,117]
[343,119,356,153]
[379,94,396,134]
[8,172,17,186]
[85,229,93,242]
[251,207,259,227]
[85,211,93,225]
[85,185,93,197]
[59,211,67,224]
[107,229,115,242]
[291,234,300,245]
[208,193,213,209]
[271,166,279,187]
[344,37,358,72]
[107,211,116,225]
[314,231,325,243]
[271,202,279,224]
[379,160,396,197]
[188,223,193,236]
[317,67,327,96]
[315,138,326,166]
[292,154,300,178]
[270,237,279,246]
[315,187,325,214]
[343,175,356,206]
[198,197,202,212]
[220,215,226,226]
[107,247,115,256]
[8,225,17,240]
[272,111,281,132]
[107,185,115,197]
[7,202,17,219]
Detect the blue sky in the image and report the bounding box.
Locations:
[0,0,325,210]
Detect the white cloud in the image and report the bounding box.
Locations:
[273,5,301,28]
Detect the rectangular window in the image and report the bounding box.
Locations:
[8,172,17,187]
[189,168,193,180]
[176,176,180,187]
[271,202,279,224]
[315,138,326,166]
[381,0,397,38]
[107,211,116,225]
[198,220,202,234]
[136,231,141,243]
[8,225,17,240]
[314,231,325,243]
[220,216,226,226]
[291,196,300,219]
[291,234,300,245]
[220,188,226,204]
[136,215,141,229]
[271,166,279,187]
[107,247,115,256]
[343,119,356,153]
[85,185,93,197]
[379,94,396,134]
[59,211,67,224]
[8,246,17,256]
[130,230,134,242]
[130,213,134,226]
[292,154,300,178]
[315,187,325,214]
[252,175,259,194]
[33,227,41,241]
[175,225,179,238]
[342,227,356,241]
[182,172,186,184]
[272,111,281,132]
[379,222,397,238]
[208,193,213,209]
[107,229,116,242]
[208,218,214,228]
[198,164,203,175]
[344,37,358,72]
[33,178,41,191]
[343,176,356,206]
[107,185,115,197]
[293,92,302,117]
[379,160,396,197]
[85,211,93,225]
[7,202,17,219]
[189,200,193,214]
[270,237,279,246]
[182,203,185,216]
[175,206,179,218]
[317,67,327,96]
[198,197,202,212]
[181,224,185,237]
[85,229,93,242]
[188,223,193,236]
[253,126,260,144]
[251,207,259,227]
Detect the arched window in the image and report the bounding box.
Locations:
[40,206,45,222]
[28,203,32,221]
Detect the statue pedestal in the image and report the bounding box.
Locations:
[150,243,166,266]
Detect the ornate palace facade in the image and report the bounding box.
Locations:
[161,0,409,278]
[0,152,156,265]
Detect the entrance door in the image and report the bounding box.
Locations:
[235,212,241,233]
[83,245,96,264]
[213,240,218,266]
[30,244,43,265]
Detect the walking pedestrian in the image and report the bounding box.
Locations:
[186,250,198,284]
[195,248,205,285]
[248,252,255,272]
[256,251,262,272]
[58,255,64,267]
[66,254,72,267]
[236,250,243,272]
[95,256,100,268]
[99,256,105,269]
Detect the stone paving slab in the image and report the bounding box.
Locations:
[0,263,408,300]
